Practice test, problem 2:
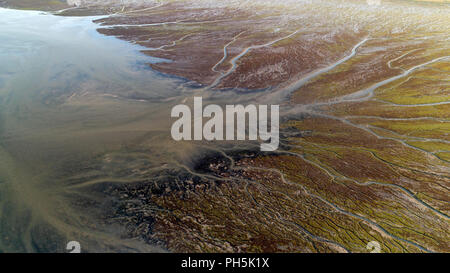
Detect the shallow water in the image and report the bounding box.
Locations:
[0,8,192,252]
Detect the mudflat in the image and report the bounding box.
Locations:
[0,0,448,253]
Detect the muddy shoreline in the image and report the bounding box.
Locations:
[1,0,449,253]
